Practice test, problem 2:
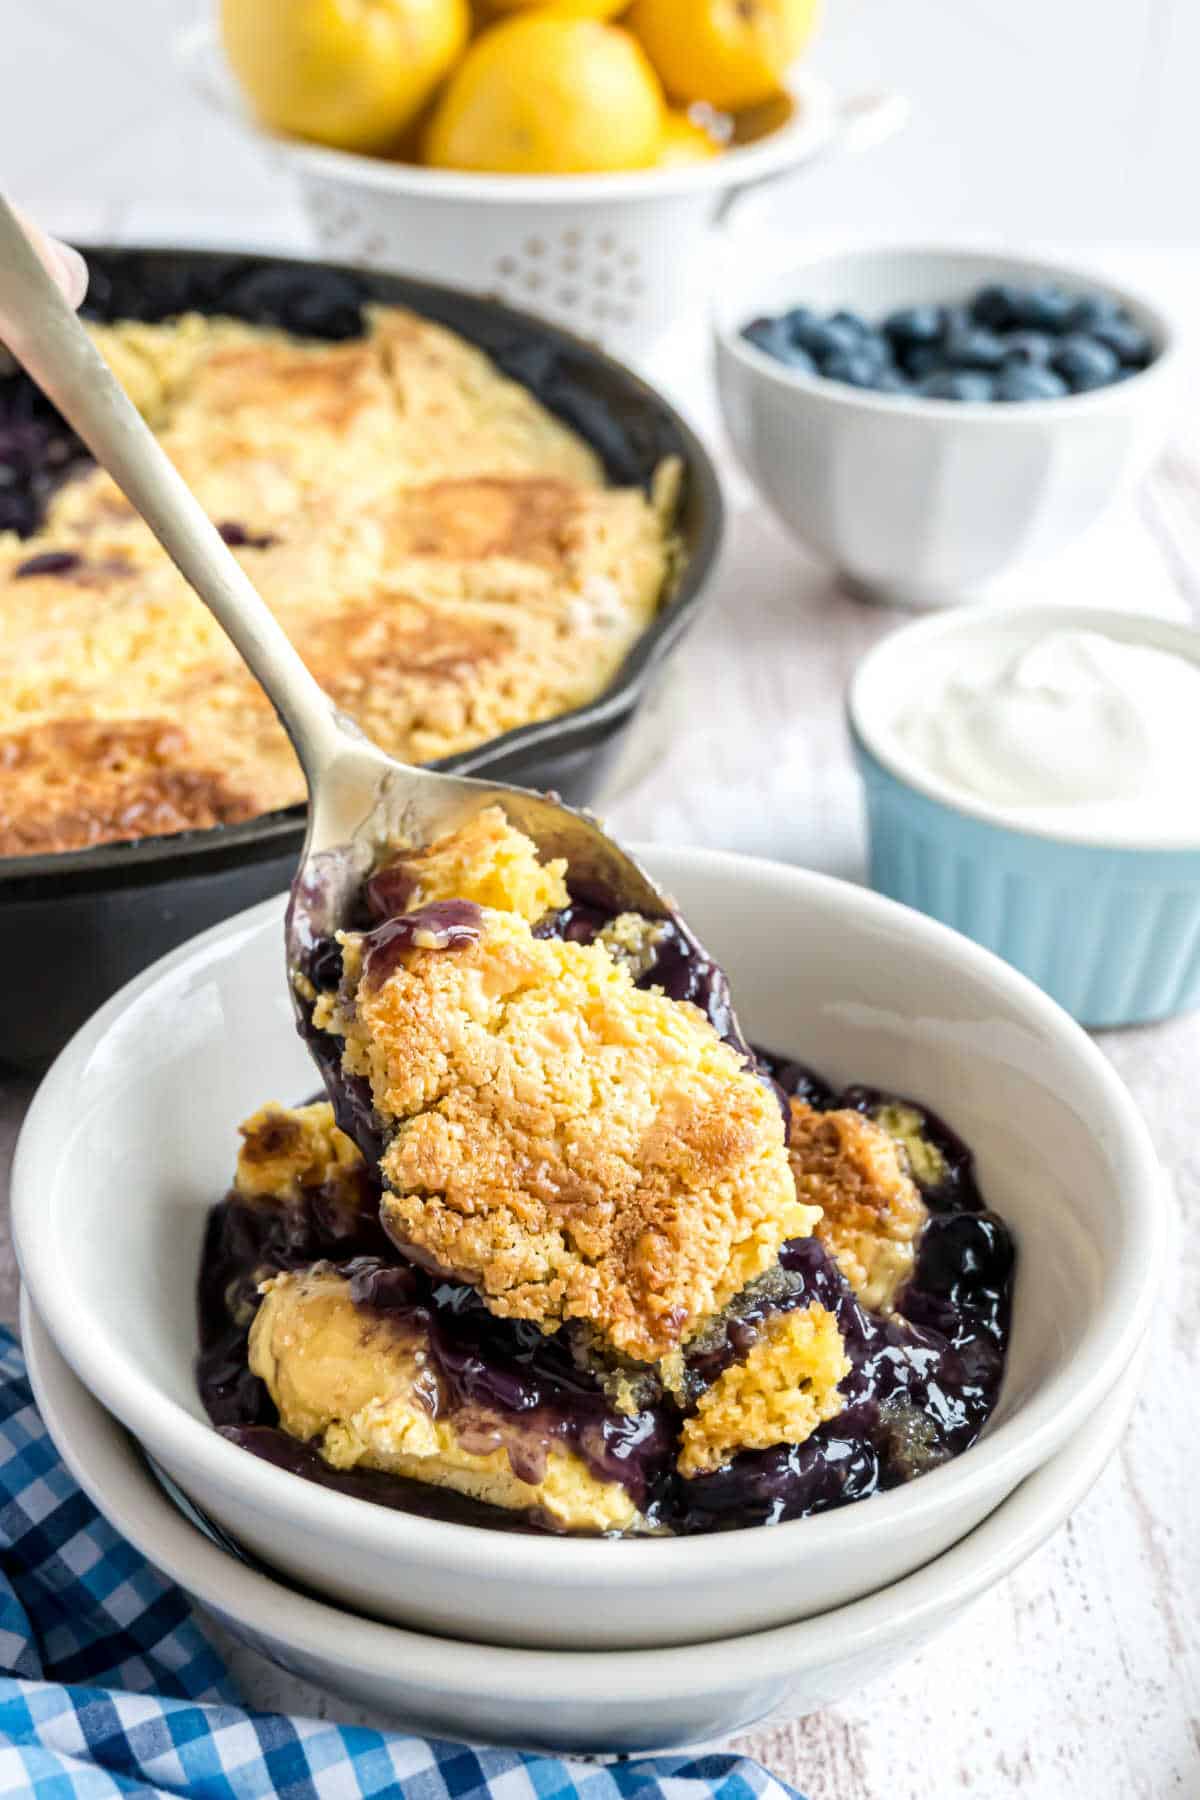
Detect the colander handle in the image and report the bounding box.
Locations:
[714,89,910,227]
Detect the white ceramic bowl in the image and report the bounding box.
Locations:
[12,850,1167,1650]
[714,245,1181,608]
[177,19,906,363]
[23,1295,1143,1755]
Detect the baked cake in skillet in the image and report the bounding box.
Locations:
[0,309,678,856]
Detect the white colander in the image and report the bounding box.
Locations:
[178,21,906,364]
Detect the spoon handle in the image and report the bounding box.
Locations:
[0,196,341,785]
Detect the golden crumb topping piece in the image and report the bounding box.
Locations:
[250,1266,641,1533]
[235,1102,363,1207]
[315,822,812,1366]
[678,1305,849,1478]
[368,805,567,922]
[788,1102,929,1313]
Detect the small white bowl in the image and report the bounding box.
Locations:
[850,602,1200,1025]
[714,245,1181,608]
[23,1295,1144,1755]
[12,850,1167,1651]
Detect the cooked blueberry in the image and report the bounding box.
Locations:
[917,371,995,402]
[994,367,1070,402]
[1001,331,1054,366]
[1090,316,1153,366]
[884,305,945,347]
[1050,333,1121,391]
[742,315,794,361]
[942,323,1007,370]
[822,349,890,388]
[1016,284,1076,332]
[971,283,1027,330]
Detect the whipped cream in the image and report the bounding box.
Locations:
[893,627,1200,845]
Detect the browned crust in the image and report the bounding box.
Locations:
[787,1101,929,1313]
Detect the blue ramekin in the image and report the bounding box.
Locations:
[848,604,1200,1028]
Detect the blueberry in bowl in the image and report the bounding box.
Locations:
[714,245,1178,605]
[737,276,1155,402]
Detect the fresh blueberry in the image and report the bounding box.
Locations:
[830,308,873,338]
[942,322,1008,370]
[822,349,892,389]
[1000,330,1054,366]
[742,316,796,363]
[902,344,944,380]
[993,366,1070,402]
[870,369,912,394]
[971,283,1027,330]
[1090,316,1153,366]
[939,302,974,339]
[783,305,819,338]
[1050,333,1121,391]
[883,305,945,347]
[917,371,995,402]
[1015,284,1076,332]
[791,314,863,361]
[1065,293,1123,333]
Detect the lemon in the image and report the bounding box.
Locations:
[628,0,819,111]
[425,16,665,173]
[482,0,626,15]
[221,0,470,154]
[657,108,721,166]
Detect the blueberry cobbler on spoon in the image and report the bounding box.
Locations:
[198,809,1014,1535]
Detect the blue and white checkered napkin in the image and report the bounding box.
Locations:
[0,1327,806,1800]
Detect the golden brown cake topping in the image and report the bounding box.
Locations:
[788,1101,928,1313]
[678,1305,849,1477]
[314,815,816,1366]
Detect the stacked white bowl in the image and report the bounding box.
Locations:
[13,848,1168,1752]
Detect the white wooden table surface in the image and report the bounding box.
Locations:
[0,227,1197,1796]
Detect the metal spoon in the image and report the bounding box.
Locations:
[0,198,670,986]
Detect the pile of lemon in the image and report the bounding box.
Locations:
[220,0,820,174]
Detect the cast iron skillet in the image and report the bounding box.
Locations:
[0,248,723,1068]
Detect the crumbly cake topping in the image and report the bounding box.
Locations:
[788,1102,929,1313]
[678,1305,849,1477]
[314,818,811,1366]
[235,1102,363,1209]
[1,308,677,856]
[250,1266,641,1532]
[367,806,568,922]
[0,717,262,857]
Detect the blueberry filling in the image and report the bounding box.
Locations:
[218,521,278,550]
[360,899,484,990]
[13,549,82,579]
